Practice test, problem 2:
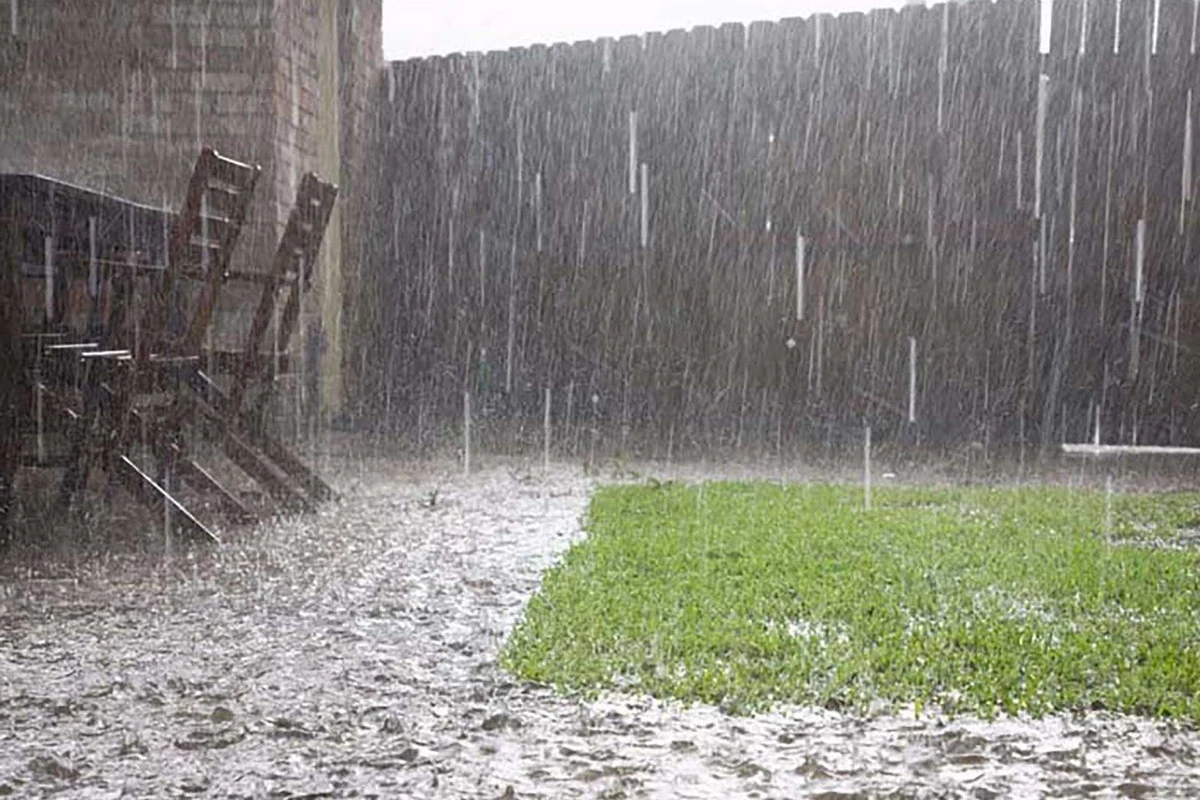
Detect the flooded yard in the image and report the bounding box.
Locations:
[2,456,1199,798]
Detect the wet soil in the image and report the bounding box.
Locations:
[2,454,1199,798]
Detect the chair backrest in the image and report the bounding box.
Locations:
[273,172,338,346]
[232,172,337,415]
[139,147,261,361]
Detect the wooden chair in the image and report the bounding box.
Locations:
[5,151,339,548]
[135,147,261,362]
[54,148,261,542]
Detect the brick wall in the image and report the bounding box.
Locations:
[0,0,382,417]
[1,1,274,219]
[338,0,385,416]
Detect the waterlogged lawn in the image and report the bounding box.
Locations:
[501,482,1200,719]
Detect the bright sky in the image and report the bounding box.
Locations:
[382,0,905,60]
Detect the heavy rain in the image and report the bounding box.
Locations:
[3,0,1200,796]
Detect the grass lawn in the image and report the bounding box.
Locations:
[501,481,1200,719]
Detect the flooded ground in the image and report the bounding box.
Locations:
[2,453,1200,798]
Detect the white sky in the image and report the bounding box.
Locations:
[382,0,904,60]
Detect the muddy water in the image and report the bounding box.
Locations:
[2,457,1199,798]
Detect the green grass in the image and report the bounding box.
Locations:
[501,481,1200,719]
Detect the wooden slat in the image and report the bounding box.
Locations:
[230,172,336,416]
[201,348,293,376]
[224,269,299,286]
[191,369,335,504]
[185,386,315,513]
[45,342,98,352]
[162,442,258,525]
[176,153,262,357]
[137,146,261,362]
[111,455,220,544]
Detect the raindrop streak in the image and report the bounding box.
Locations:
[796,232,806,322]
[1114,0,1123,53]
[577,200,588,271]
[39,238,52,466]
[1184,90,1194,235]
[807,327,816,392]
[1039,0,1053,54]
[767,231,777,304]
[1068,88,1081,270]
[535,171,543,252]
[8,0,15,37]
[272,297,282,406]
[1105,472,1115,535]
[121,61,131,173]
[736,367,749,449]
[938,3,948,133]
[815,299,825,396]
[163,470,173,559]
[470,52,481,124]
[908,335,917,424]
[87,217,98,300]
[1152,0,1162,55]
[1016,130,1024,210]
[589,393,600,469]
[1174,294,1182,373]
[640,162,649,249]
[516,118,524,197]
[43,236,53,325]
[161,194,171,307]
[1080,0,1089,54]
[1035,74,1049,219]
[565,381,576,454]
[169,0,177,69]
[543,387,552,472]
[463,391,472,476]
[201,193,212,376]
[1101,91,1117,327]
[447,216,455,293]
[927,172,936,276]
[33,339,43,466]
[863,424,872,511]
[628,111,638,195]
[506,250,516,394]
[1129,298,1141,383]
[1135,217,1146,304]
[1192,0,1198,54]
[196,16,208,154]
[128,213,138,357]
[1039,215,1047,295]
[478,229,486,307]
